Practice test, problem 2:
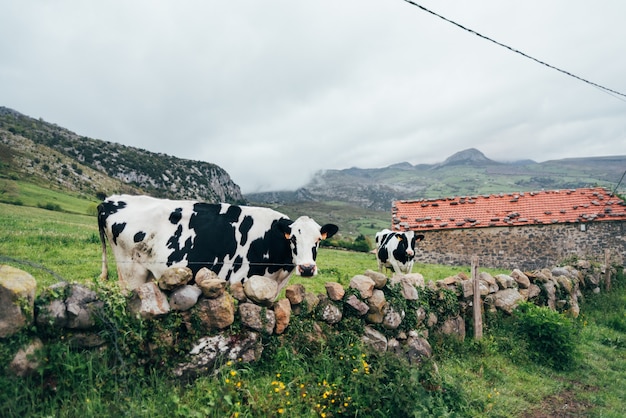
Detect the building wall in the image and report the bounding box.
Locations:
[414,220,626,270]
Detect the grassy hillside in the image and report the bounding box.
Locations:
[0,180,100,215]
[258,200,391,240]
[1,198,625,416]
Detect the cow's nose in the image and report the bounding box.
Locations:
[298,264,316,277]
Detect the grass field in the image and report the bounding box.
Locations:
[1,199,626,417]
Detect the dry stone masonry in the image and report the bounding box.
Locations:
[0,259,617,379]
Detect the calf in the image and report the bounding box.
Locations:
[98,194,338,292]
[375,229,424,275]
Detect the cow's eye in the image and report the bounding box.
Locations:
[290,236,297,246]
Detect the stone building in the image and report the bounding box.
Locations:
[392,187,626,270]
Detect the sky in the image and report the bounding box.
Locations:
[1,1,625,194]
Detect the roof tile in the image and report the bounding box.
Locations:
[392,187,626,231]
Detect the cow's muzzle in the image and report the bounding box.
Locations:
[298,264,317,277]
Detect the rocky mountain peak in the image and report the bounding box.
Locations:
[435,148,497,167]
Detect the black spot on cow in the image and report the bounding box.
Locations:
[98,200,127,218]
[239,215,254,246]
[97,200,127,237]
[246,218,294,277]
[167,224,193,266]
[169,208,183,225]
[134,231,146,243]
[232,255,244,274]
[378,247,389,264]
[392,245,410,264]
[169,203,242,276]
[111,222,126,245]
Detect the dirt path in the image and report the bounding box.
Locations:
[520,387,595,418]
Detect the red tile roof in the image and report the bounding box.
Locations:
[392,187,626,232]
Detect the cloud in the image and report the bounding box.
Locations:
[1,0,625,193]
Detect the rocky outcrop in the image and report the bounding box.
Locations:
[0,107,245,204]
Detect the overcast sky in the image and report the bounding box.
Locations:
[1,1,625,193]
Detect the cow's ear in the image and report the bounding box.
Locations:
[276,218,293,240]
[397,235,404,241]
[320,224,338,240]
[416,234,425,241]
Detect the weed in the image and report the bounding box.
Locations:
[514,302,580,371]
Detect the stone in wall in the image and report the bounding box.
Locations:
[243,275,278,305]
[65,284,104,329]
[362,326,387,352]
[239,303,275,334]
[274,299,291,334]
[324,282,345,301]
[285,284,306,305]
[169,285,202,311]
[2,259,609,380]
[511,269,531,288]
[128,282,170,320]
[366,289,386,324]
[174,331,263,379]
[194,292,235,331]
[487,288,525,315]
[350,275,376,298]
[438,316,466,340]
[0,265,36,338]
[158,266,193,291]
[8,338,43,377]
[363,269,387,289]
[345,294,369,316]
[415,221,626,270]
[318,298,343,324]
[37,283,105,331]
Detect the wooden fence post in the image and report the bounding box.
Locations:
[472,255,483,340]
[605,249,611,292]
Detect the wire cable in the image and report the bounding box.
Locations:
[402,1,626,101]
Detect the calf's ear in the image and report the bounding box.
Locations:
[320,224,339,240]
[416,234,425,241]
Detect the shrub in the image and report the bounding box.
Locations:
[37,202,62,212]
[514,302,579,370]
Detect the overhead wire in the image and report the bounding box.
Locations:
[402,0,626,101]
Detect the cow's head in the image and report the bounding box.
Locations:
[401,231,425,259]
[278,216,338,277]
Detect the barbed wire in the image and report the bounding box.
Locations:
[1,255,298,269]
[0,255,68,281]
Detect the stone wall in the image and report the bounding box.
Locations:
[2,260,618,379]
[415,220,626,270]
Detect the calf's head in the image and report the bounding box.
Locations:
[278,216,338,277]
[399,231,425,259]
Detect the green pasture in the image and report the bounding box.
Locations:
[1,199,625,417]
[0,202,507,294]
[0,179,99,215]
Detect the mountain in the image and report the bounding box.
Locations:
[432,148,499,168]
[246,149,626,211]
[0,107,244,204]
[2,106,624,217]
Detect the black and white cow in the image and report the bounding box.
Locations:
[375,229,424,275]
[98,194,338,292]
